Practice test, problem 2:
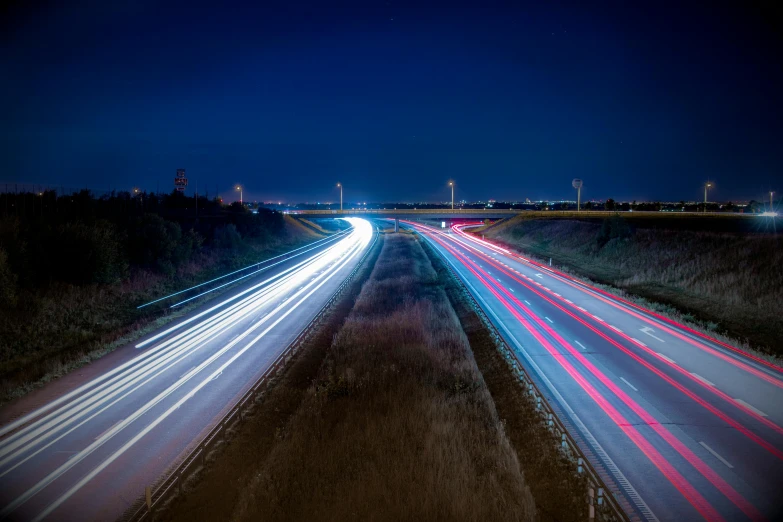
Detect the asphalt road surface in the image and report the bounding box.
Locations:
[0,218,374,521]
[406,220,783,522]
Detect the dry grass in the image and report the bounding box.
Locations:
[486,215,783,355]
[183,233,536,522]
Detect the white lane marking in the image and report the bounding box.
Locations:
[524,300,531,305]
[577,306,587,312]
[609,325,623,333]
[564,299,572,303]
[553,292,561,297]
[699,442,734,469]
[690,373,715,387]
[657,353,676,364]
[545,317,554,324]
[574,340,587,350]
[640,326,665,343]
[593,315,604,322]
[620,377,638,392]
[630,338,647,347]
[510,288,515,292]
[535,273,543,279]
[734,398,768,417]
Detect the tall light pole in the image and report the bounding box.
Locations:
[337,182,343,212]
[572,179,583,212]
[449,181,454,210]
[771,191,775,212]
[236,185,243,205]
[704,182,712,213]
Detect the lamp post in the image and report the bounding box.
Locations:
[236,185,243,205]
[337,183,343,212]
[771,191,775,212]
[704,182,712,213]
[572,179,583,212]
[449,181,454,210]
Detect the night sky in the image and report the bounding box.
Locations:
[2,2,782,204]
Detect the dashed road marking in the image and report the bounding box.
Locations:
[690,373,715,387]
[630,337,647,347]
[734,398,768,417]
[609,325,623,333]
[574,340,587,350]
[545,316,554,323]
[657,353,676,364]
[620,377,638,392]
[640,326,665,343]
[699,441,733,469]
[524,300,531,305]
[577,306,587,312]
[593,315,604,322]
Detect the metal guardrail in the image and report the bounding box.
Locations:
[123,228,380,521]
[423,236,631,522]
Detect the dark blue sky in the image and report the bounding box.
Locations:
[2,1,781,203]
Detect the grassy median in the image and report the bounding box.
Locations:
[165,230,536,522]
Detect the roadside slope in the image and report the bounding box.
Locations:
[484,214,782,355]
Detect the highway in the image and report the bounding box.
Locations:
[0,218,374,521]
[405,221,783,522]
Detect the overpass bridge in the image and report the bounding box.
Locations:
[286,208,523,219]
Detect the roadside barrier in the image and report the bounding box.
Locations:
[426,238,633,522]
[123,227,380,521]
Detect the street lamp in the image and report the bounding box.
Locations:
[572,179,583,212]
[337,182,343,212]
[704,182,712,213]
[236,185,243,205]
[449,181,454,210]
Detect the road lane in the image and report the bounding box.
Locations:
[0,218,375,521]
[405,221,783,521]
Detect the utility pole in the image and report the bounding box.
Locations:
[704,182,712,213]
[449,181,454,210]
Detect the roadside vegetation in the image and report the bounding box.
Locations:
[165,230,537,522]
[483,214,782,357]
[0,190,324,404]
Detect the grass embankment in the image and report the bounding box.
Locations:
[165,231,536,522]
[484,214,782,356]
[0,215,322,405]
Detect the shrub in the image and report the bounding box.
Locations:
[54,220,128,284]
[0,249,16,307]
[213,224,242,250]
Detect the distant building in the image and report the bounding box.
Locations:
[174,169,188,192]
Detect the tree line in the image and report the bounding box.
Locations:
[0,190,284,306]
